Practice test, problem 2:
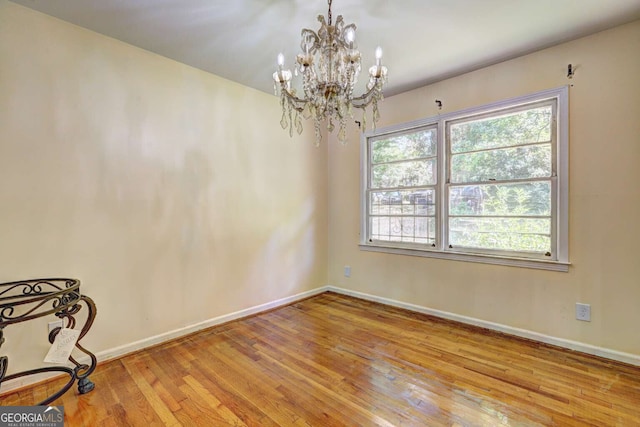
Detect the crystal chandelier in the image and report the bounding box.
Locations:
[273,0,388,145]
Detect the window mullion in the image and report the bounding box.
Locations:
[360,133,371,244]
[439,120,448,251]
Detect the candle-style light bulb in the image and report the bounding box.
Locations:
[346,28,355,48]
[375,46,383,65]
[277,53,285,69]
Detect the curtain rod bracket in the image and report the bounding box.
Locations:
[567,64,575,79]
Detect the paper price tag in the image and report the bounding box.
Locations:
[44,328,81,364]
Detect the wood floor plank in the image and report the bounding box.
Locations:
[123,358,183,426]
[2,291,640,426]
[178,375,248,427]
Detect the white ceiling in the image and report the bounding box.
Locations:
[9,0,640,96]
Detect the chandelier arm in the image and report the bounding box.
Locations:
[280,87,309,112]
[300,29,319,53]
[350,83,382,109]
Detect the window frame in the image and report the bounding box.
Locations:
[360,86,569,272]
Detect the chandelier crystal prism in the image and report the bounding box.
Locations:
[273,0,388,145]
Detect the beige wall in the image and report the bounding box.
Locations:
[328,20,640,356]
[0,1,327,375]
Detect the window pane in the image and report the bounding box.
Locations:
[450,106,552,153]
[449,217,551,252]
[449,182,551,216]
[371,191,403,210]
[451,144,551,183]
[407,188,436,215]
[372,159,436,188]
[370,216,436,244]
[371,128,436,164]
[370,189,436,216]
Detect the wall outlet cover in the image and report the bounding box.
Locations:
[48,320,64,333]
[344,266,351,278]
[576,303,591,322]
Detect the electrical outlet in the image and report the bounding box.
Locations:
[576,303,591,322]
[48,320,64,334]
[344,265,351,277]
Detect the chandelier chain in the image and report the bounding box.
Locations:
[328,0,332,25]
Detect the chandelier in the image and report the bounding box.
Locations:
[273,0,388,145]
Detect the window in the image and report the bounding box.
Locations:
[361,87,569,271]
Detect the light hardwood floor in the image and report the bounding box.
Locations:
[2,292,640,426]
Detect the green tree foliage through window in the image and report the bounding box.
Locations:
[448,103,554,254]
[371,128,437,189]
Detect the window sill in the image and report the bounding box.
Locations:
[359,244,570,272]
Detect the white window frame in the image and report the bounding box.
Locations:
[360,86,569,272]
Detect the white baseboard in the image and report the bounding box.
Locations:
[95,286,327,363]
[327,286,640,367]
[0,286,328,395]
[4,284,638,396]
